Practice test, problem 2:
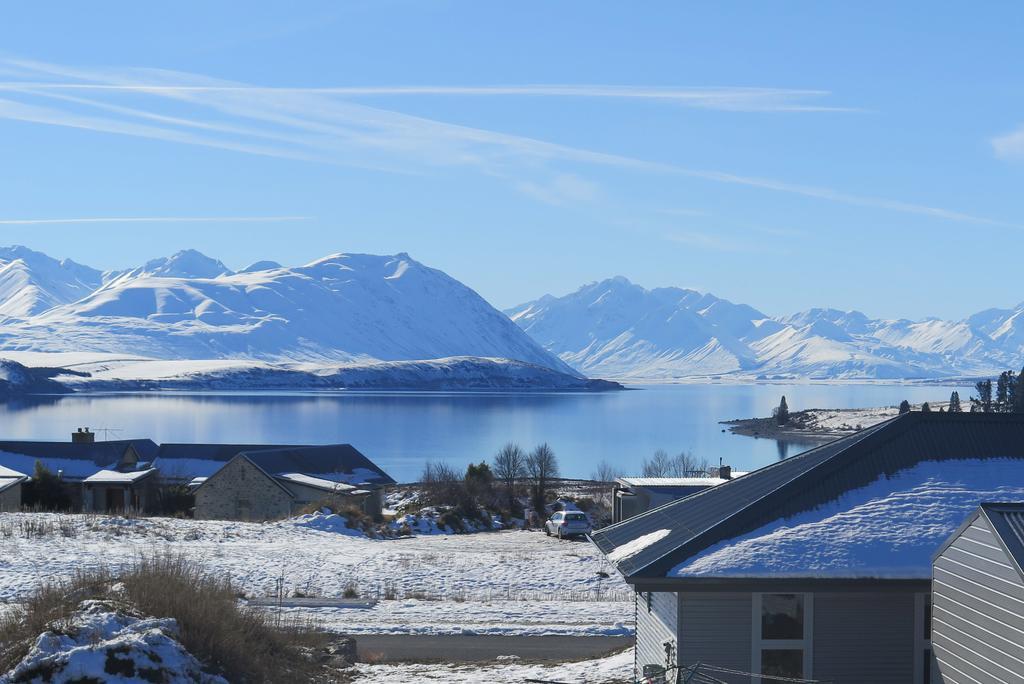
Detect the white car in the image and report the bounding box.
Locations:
[544,511,592,539]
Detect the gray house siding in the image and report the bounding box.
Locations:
[678,592,752,674]
[669,590,921,683]
[813,592,916,683]
[0,481,21,512]
[194,456,294,521]
[933,514,1024,684]
[635,590,678,679]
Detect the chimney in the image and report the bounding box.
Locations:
[72,427,95,444]
[719,465,732,480]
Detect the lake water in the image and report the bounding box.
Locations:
[0,383,972,482]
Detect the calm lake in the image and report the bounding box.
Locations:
[0,383,973,482]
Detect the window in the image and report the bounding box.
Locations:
[752,593,812,684]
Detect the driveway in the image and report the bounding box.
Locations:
[355,634,632,663]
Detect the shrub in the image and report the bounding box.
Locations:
[0,555,328,682]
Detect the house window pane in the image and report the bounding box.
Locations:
[762,649,803,683]
[762,593,804,640]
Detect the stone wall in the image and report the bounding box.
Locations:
[194,456,293,521]
[0,482,21,512]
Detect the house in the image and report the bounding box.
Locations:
[82,468,159,513]
[0,464,28,512]
[193,444,396,521]
[932,502,1024,684]
[590,412,1024,683]
[0,433,160,510]
[613,469,746,523]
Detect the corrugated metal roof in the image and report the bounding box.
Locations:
[618,477,732,487]
[591,412,1024,580]
[981,502,1024,581]
[242,445,396,486]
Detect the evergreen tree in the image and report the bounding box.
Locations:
[776,395,790,426]
[921,402,931,412]
[1016,367,1024,413]
[996,371,1012,412]
[948,391,962,413]
[1006,370,1020,413]
[972,379,993,413]
[898,399,911,414]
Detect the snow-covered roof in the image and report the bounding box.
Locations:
[0,464,28,479]
[0,477,24,493]
[592,412,1024,580]
[83,468,157,485]
[671,458,1024,579]
[276,472,357,493]
[617,477,731,488]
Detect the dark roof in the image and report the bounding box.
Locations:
[241,444,396,486]
[0,439,159,479]
[591,412,1024,580]
[156,443,308,462]
[980,503,1024,581]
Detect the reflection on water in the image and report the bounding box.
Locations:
[0,383,969,482]
[776,439,825,461]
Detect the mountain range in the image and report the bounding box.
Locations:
[0,245,1019,384]
[0,246,607,390]
[506,277,1024,380]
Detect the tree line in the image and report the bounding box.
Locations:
[420,442,560,520]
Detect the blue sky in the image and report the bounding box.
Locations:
[1,2,1022,319]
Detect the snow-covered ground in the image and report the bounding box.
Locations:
[351,647,633,683]
[0,514,631,637]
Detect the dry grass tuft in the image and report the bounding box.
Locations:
[0,555,337,683]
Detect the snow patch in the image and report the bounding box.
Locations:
[606,528,671,563]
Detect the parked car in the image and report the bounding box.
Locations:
[544,511,592,539]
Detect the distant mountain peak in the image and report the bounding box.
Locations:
[141,249,232,279]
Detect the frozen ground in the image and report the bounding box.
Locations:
[350,647,633,683]
[0,514,631,637]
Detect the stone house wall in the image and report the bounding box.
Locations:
[194,456,294,521]
[0,482,21,512]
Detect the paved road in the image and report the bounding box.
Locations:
[355,634,632,663]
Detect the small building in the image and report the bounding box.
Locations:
[590,412,1024,683]
[193,444,395,521]
[613,469,746,523]
[932,502,1024,684]
[0,464,28,512]
[82,468,159,513]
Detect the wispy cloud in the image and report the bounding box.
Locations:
[663,229,784,254]
[0,57,1014,229]
[992,125,1024,159]
[0,216,311,225]
[0,81,860,112]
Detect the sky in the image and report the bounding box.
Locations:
[0,2,1022,320]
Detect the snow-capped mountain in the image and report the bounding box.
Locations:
[0,248,576,377]
[507,277,1024,380]
[0,246,103,318]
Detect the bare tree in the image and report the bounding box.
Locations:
[420,460,465,506]
[492,442,526,510]
[640,449,709,478]
[642,449,673,477]
[525,443,560,514]
[591,459,622,483]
